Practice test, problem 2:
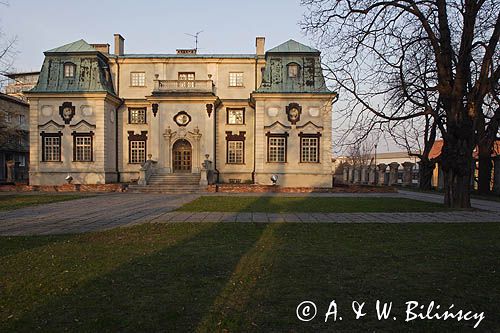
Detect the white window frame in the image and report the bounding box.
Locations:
[178,72,195,88]
[130,140,146,164]
[227,109,244,125]
[268,136,286,163]
[64,63,76,78]
[5,112,12,123]
[300,137,319,163]
[44,136,61,162]
[131,72,146,87]
[129,108,146,124]
[229,72,244,87]
[227,140,244,164]
[75,136,93,162]
[288,63,299,78]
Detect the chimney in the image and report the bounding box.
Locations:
[90,43,110,54]
[256,37,265,56]
[114,34,125,56]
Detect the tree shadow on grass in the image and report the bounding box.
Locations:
[3,222,268,332]
[0,235,74,258]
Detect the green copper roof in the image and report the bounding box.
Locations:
[256,40,330,94]
[266,39,320,54]
[45,39,97,54]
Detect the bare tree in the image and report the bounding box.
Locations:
[302,0,500,208]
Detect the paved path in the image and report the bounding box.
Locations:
[0,193,199,236]
[0,191,498,236]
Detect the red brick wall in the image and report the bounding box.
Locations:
[0,183,127,193]
[207,184,396,193]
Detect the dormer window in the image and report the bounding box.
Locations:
[287,63,300,78]
[64,63,76,78]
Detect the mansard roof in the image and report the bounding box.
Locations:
[266,39,320,54]
[45,39,97,54]
[30,40,115,95]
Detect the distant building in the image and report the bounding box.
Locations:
[0,92,30,182]
[3,71,40,101]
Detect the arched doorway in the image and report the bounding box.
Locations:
[172,139,192,173]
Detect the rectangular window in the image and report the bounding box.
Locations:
[43,136,61,162]
[268,136,287,163]
[227,141,244,164]
[131,72,146,87]
[129,108,146,124]
[229,72,244,87]
[178,72,195,88]
[300,137,319,163]
[19,114,25,125]
[64,63,75,78]
[5,112,11,123]
[130,140,146,164]
[227,108,245,125]
[74,135,93,162]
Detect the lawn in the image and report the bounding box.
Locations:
[177,196,449,213]
[1,223,498,332]
[0,194,88,211]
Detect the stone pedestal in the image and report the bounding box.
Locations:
[368,165,376,184]
[343,165,349,184]
[377,163,387,185]
[388,162,400,186]
[493,156,500,194]
[360,166,368,184]
[347,166,354,184]
[353,167,360,184]
[6,160,15,183]
[402,162,415,186]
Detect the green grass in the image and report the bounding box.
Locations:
[177,196,449,213]
[1,223,499,332]
[0,194,88,211]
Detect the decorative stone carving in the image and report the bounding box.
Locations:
[388,162,400,186]
[205,103,213,118]
[308,107,320,117]
[163,126,202,173]
[59,102,75,124]
[81,105,93,116]
[368,165,376,184]
[343,164,349,183]
[267,107,279,117]
[402,162,415,186]
[173,111,191,127]
[152,103,159,117]
[41,105,53,117]
[360,165,368,184]
[377,163,387,185]
[286,102,302,125]
[353,167,360,184]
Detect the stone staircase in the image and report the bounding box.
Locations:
[128,173,205,193]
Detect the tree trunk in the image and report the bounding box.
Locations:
[418,158,435,191]
[440,129,474,209]
[477,149,492,194]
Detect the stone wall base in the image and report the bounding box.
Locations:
[207,184,396,193]
[0,183,128,193]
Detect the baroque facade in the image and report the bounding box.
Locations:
[25,35,337,187]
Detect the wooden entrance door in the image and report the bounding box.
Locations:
[172,139,192,173]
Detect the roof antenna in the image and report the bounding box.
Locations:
[185,31,203,52]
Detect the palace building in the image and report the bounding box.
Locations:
[25,35,337,188]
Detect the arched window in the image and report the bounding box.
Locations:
[287,62,300,78]
[63,62,76,78]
